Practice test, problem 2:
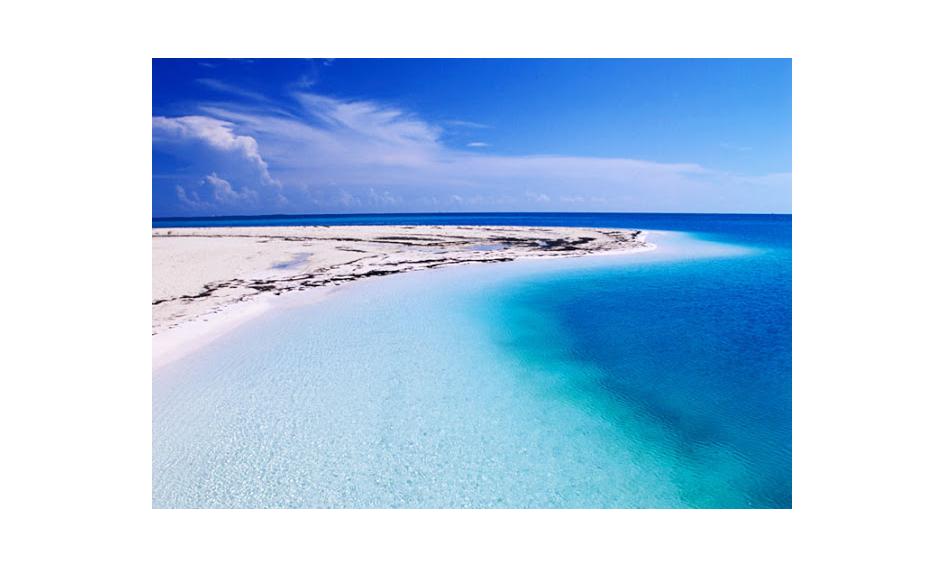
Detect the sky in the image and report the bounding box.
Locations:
[152,59,791,217]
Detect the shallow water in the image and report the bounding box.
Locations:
[467,243,507,252]
[271,252,312,270]
[153,215,791,508]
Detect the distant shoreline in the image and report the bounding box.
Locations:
[152,225,653,370]
[152,211,792,228]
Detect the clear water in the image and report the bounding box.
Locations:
[467,243,507,252]
[270,253,312,270]
[153,214,791,508]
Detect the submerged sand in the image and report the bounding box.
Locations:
[152,225,652,368]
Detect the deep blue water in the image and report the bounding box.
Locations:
[486,223,791,507]
[153,213,791,507]
[154,212,787,242]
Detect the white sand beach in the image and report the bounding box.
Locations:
[152,225,652,368]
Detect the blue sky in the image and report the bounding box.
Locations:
[153,59,791,216]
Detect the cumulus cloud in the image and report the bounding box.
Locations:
[152,115,277,185]
[172,173,257,211]
[153,115,284,211]
[204,173,257,204]
[174,186,203,210]
[153,89,790,215]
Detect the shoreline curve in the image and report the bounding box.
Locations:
[152,225,654,371]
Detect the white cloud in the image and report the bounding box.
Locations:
[175,185,204,211]
[366,187,400,206]
[152,115,277,186]
[172,174,257,210]
[154,90,790,214]
[153,115,286,212]
[295,93,441,154]
[525,191,551,203]
[293,75,316,89]
[204,173,257,204]
[444,119,491,129]
[195,78,271,103]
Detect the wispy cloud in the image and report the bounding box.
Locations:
[443,119,491,129]
[292,75,316,89]
[195,78,271,103]
[153,89,790,214]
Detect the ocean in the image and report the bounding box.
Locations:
[152,213,791,508]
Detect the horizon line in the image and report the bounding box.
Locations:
[153,210,793,221]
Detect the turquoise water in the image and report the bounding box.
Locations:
[153,214,791,508]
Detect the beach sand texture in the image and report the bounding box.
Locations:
[152,225,651,367]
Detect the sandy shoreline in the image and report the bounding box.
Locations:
[153,225,653,370]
